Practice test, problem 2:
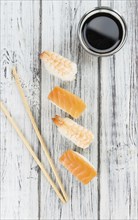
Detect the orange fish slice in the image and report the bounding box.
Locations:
[59,150,97,185]
[52,115,94,149]
[48,86,86,119]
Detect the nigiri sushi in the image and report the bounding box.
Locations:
[52,115,93,148]
[40,51,77,81]
[59,150,97,184]
[48,87,86,119]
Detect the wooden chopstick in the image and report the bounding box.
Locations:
[0,101,66,203]
[12,67,68,202]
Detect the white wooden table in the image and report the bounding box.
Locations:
[1,1,138,219]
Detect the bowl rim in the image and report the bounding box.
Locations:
[78,7,128,57]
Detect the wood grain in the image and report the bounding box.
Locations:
[1,1,41,219]
[99,0,138,219]
[1,0,138,220]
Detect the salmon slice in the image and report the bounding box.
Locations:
[59,150,97,185]
[40,51,77,81]
[52,115,93,149]
[48,87,86,119]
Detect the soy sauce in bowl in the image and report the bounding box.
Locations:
[78,7,127,56]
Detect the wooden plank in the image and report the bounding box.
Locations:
[1,1,41,219]
[40,1,99,219]
[99,0,138,219]
[1,1,137,219]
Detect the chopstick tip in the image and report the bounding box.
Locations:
[62,198,68,204]
[12,66,17,76]
[0,101,3,108]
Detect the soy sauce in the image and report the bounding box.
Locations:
[82,12,123,54]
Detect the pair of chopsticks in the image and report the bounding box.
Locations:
[0,67,68,203]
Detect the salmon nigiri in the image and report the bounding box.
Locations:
[48,87,86,119]
[60,150,97,185]
[40,51,77,81]
[52,115,93,149]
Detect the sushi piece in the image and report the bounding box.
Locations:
[40,51,77,81]
[52,115,93,148]
[59,150,97,185]
[48,86,86,119]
